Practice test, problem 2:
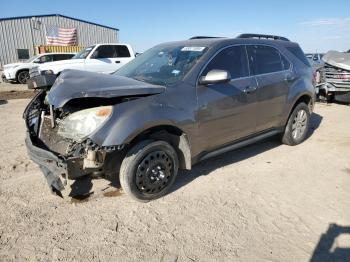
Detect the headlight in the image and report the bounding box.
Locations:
[57,106,113,141]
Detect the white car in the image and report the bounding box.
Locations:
[2,53,75,84]
[33,43,135,76]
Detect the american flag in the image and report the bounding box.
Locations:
[45,25,77,46]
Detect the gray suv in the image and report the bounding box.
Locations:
[24,34,315,201]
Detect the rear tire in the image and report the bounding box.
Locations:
[281,102,310,146]
[119,140,179,202]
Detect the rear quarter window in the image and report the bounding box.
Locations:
[115,45,131,57]
[286,46,310,66]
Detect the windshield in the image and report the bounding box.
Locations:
[72,46,95,59]
[26,55,40,63]
[114,45,208,86]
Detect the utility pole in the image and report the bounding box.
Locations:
[30,17,36,56]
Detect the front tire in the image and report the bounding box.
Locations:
[17,70,29,84]
[281,102,310,146]
[119,140,179,202]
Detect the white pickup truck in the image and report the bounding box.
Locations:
[2,53,75,84]
[28,43,135,89]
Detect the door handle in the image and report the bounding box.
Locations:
[115,61,121,63]
[243,86,257,94]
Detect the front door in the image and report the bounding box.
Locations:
[197,45,257,152]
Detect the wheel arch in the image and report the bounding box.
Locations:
[285,93,313,125]
[126,125,192,170]
[15,68,29,80]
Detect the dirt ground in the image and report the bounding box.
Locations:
[0,80,36,100]
[0,98,349,262]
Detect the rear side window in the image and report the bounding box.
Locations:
[115,45,131,57]
[53,54,74,61]
[286,46,310,66]
[202,45,249,79]
[247,45,285,75]
[91,45,130,58]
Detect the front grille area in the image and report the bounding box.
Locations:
[38,116,71,155]
[323,64,350,89]
[24,91,71,155]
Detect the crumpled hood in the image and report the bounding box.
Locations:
[322,50,350,71]
[47,69,166,108]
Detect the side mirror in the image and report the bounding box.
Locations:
[33,59,41,63]
[199,69,231,85]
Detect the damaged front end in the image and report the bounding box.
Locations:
[24,70,165,194]
[315,51,350,103]
[24,91,119,193]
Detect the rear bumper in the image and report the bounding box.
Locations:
[25,132,66,192]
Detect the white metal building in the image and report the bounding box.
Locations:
[0,14,119,67]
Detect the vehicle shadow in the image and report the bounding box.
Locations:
[0,100,8,105]
[68,176,93,200]
[310,224,350,262]
[308,112,323,138]
[171,112,323,194]
[171,138,280,193]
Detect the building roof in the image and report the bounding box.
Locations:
[0,14,119,31]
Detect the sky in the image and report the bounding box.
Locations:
[1,0,350,53]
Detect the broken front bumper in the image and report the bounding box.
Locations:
[24,92,67,192]
[25,132,66,192]
[24,91,119,193]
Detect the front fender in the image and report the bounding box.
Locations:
[90,91,197,147]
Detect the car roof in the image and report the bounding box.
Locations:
[40,52,75,55]
[159,37,299,49]
[94,43,131,46]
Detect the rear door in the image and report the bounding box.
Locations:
[197,45,258,151]
[247,45,292,132]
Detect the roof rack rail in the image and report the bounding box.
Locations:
[237,33,290,41]
[189,36,223,40]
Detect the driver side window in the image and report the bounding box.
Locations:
[202,46,249,79]
[39,55,53,63]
